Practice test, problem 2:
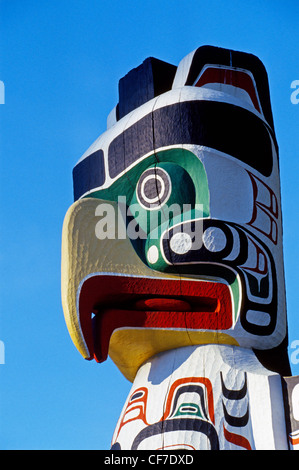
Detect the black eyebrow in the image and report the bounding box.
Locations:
[72,149,105,201]
[108,100,275,179]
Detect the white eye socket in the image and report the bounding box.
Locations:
[170,232,193,255]
[136,167,171,210]
[202,227,227,252]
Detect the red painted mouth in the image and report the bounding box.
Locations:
[78,275,233,362]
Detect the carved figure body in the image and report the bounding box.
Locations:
[61,46,299,450]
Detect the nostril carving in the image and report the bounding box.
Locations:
[147,245,159,264]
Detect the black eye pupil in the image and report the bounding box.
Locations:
[143,178,162,200]
[137,167,171,210]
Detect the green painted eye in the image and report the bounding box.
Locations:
[86,148,210,223]
[130,162,196,235]
[136,166,172,210]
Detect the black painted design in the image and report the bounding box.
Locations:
[161,219,278,336]
[130,391,145,401]
[108,100,274,179]
[220,372,247,400]
[131,418,219,450]
[168,384,209,421]
[110,442,121,450]
[118,57,177,120]
[73,149,105,201]
[184,45,275,132]
[222,402,249,427]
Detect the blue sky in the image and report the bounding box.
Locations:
[0,0,298,450]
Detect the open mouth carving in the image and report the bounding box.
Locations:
[77,274,233,362]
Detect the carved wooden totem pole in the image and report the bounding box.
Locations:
[61,46,299,450]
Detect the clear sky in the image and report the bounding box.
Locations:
[0,0,298,450]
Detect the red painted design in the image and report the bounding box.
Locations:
[113,376,215,445]
[78,275,233,361]
[223,424,252,450]
[115,387,149,440]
